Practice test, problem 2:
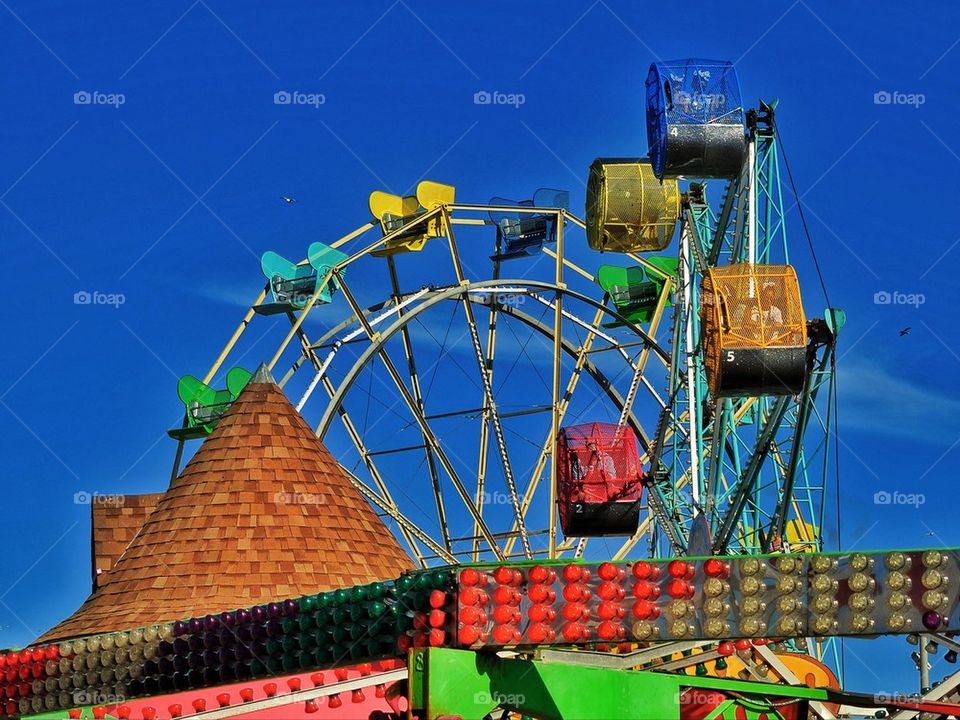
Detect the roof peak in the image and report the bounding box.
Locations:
[248,362,275,385]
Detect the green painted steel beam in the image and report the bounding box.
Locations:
[409,647,827,720]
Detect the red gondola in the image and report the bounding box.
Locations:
[556,422,644,537]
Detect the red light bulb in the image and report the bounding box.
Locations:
[528,565,550,583]
[666,579,689,599]
[240,688,254,702]
[460,606,484,624]
[527,623,554,643]
[428,628,446,646]
[351,689,365,703]
[459,568,481,586]
[598,601,624,621]
[717,641,735,657]
[735,639,752,651]
[492,586,517,606]
[142,707,157,720]
[310,672,324,687]
[492,605,516,624]
[333,667,349,682]
[216,693,231,708]
[704,558,728,578]
[597,621,624,641]
[92,707,107,719]
[561,564,583,583]
[263,682,278,697]
[116,706,131,719]
[288,676,303,691]
[527,604,556,623]
[167,704,182,719]
[598,562,624,581]
[192,699,206,713]
[631,600,658,619]
[328,694,343,709]
[598,581,624,601]
[561,623,585,642]
[304,699,319,714]
[375,683,386,698]
[492,624,515,644]
[429,590,448,609]
[493,566,514,585]
[458,625,480,645]
[68,710,81,719]
[528,584,555,604]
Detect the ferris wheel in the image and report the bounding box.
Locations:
[170,59,841,601]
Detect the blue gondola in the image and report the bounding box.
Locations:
[645,59,747,179]
[488,188,569,261]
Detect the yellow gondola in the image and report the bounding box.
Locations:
[701,263,807,399]
[368,180,455,257]
[585,158,680,253]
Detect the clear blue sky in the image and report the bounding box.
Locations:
[2,0,959,696]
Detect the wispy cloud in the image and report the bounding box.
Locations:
[840,358,960,446]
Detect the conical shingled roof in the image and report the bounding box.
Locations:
[37,366,413,643]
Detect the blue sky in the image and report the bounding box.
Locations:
[1,0,959,695]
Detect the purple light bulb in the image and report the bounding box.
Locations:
[923,611,942,630]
